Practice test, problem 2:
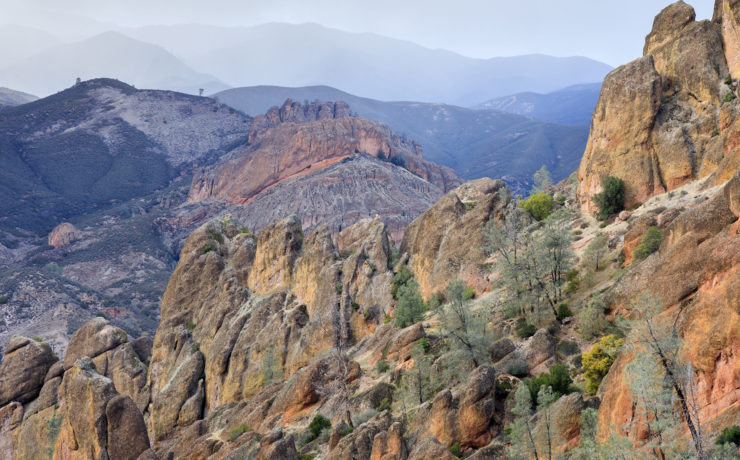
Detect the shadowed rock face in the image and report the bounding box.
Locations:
[577,1,739,214]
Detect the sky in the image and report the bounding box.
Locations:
[1,0,715,66]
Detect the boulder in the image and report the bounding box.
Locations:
[328,411,392,460]
[63,318,128,370]
[48,222,82,248]
[407,437,457,460]
[106,395,151,460]
[0,337,57,406]
[370,422,408,460]
[257,428,299,460]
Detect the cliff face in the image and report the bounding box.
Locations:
[597,170,740,441]
[400,178,510,299]
[577,1,739,214]
[189,99,460,207]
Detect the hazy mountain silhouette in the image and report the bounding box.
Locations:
[0,31,227,96]
[124,23,611,106]
[472,83,602,126]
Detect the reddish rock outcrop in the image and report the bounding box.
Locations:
[48,223,82,248]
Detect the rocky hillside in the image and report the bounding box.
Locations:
[215,85,589,193]
[577,1,740,214]
[0,83,460,356]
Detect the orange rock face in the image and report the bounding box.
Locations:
[577,1,739,214]
[48,222,81,248]
[597,171,740,442]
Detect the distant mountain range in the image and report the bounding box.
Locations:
[0,22,610,105]
[214,85,589,190]
[0,87,37,107]
[472,83,602,126]
[0,31,227,96]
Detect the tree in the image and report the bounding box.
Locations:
[507,384,540,460]
[582,335,623,394]
[394,279,426,328]
[629,293,707,459]
[483,205,575,323]
[535,385,556,460]
[592,176,625,220]
[577,296,609,340]
[583,232,608,270]
[532,165,552,194]
[399,341,432,409]
[198,88,204,97]
[520,193,554,221]
[438,279,491,367]
[525,364,573,406]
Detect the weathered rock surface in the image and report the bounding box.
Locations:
[401,178,509,298]
[409,366,498,449]
[0,337,57,406]
[578,1,739,213]
[598,170,740,441]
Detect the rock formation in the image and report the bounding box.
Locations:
[400,178,509,298]
[577,1,739,213]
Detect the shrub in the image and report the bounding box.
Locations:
[418,337,431,352]
[633,226,663,260]
[519,193,554,221]
[308,415,331,439]
[515,318,536,338]
[449,442,463,458]
[462,286,475,300]
[186,321,196,331]
[506,359,529,377]
[582,335,623,394]
[351,302,360,311]
[525,364,573,405]
[592,176,625,220]
[724,91,737,103]
[555,195,566,206]
[383,315,391,324]
[375,359,390,374]
[228,424,251,442]
[556,303,574,320]
[391,266,414,299]
[716,425,740,446]
[0,295,8,304]
[578,297,609,340]
[376,397,392,412]
[394,280,426,328]
[336,283,343,294]
[556,340,580,356]
[201,242,217,254]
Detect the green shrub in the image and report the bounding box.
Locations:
[375,359,390,374]
[462,286,475,300]
[556,303,574,320]
[525,364,573,405]
[633,226,663,260]
[582,335,623,394]
[515,318,536,338]
[394,280,426,328]
[592,176,625,220]
[351,302,360,311]
[716,425,740,446]
[555,195,566,206]
[186,321,196,331]
[391,266,414,298]
[336,283,343,294]
[339,426,354,437]
[556,340,580,356]
[228,424,251,442]
[201,242,217,254]
[418,337,430,352]
[519,193,554,221]
[383,315,391,324]
[449,442,463,458]
[376,397,392,412]
[0,295,8,304]
[724,91,737,103]
[308,415,331,439]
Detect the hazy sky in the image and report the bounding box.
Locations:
[2,0,714,66]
